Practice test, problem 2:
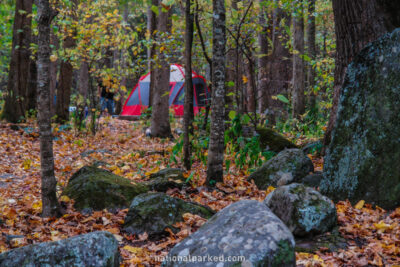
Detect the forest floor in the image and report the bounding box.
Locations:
[0,118,399,266]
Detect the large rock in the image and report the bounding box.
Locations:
[123,192,214,238]
[256,127,297,152]
[144,168,186,192]
[264,183,337,237]
[248,149,314,189]
[63,166,149,211]
[321,29,400,209]
[163,200,295,267]
[0,231,119,267]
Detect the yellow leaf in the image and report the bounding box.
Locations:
[32,201,42,211]
[354,200,365,209]
[266,186,276,195]
[60,195,70,202]
[50,54,58,62]
[122,245,143,254]
[373,221,392,233]
[242,75,248,83]
[145,166,160,176]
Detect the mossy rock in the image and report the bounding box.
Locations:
[248,149,314,189]
[144,168,186,192]
[295,227,347,253]
[63,166,149,211]
[321,29,400,209]
[256,127,297,152]
[123,192,215,238]
[264,183,337,237]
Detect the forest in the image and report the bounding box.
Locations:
[0,0,399,266]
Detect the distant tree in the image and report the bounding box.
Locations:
[292,0,305,118]
[206,0,226,185]
[2,0,33,123]
[147,0,158,108]
[257,0,270,113]
[183,0,194,170]
[324,0,400,148]
[150,2,172,138]
[37,0,63,217]
[306,0,316,109]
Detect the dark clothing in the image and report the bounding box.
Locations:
[105,91,114,100]
[100,87,107,98]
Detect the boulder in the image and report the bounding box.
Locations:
[163,200,295,267]
[301,172,324,188]
[264,183,337,237]
[123,192,214,238]
[256,127,297,152]
[63,166,148,211]
[0,231,119,267]
[248,149,314,189]
[144,168,186,192]
[321,29,400,209]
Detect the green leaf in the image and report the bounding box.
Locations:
[277,94,289,104]
[228,110,236,120]
[151,5,159,16]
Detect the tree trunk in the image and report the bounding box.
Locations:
[56,1,77,123]
[78,61,89,99]
[37,0,63,218]
[292,0,305,118]
[49,32,58,115]
[147,0,158,108]
[2,0,33,123]
[150,3,172,138]
[306,0,316,109]
[257,0,270,113]
[323,0,399,147]
[206,0,226,185]
[266,0,291,123]
[183,0,194,170]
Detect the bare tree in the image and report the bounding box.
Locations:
[206,0,226,185]
[37,0,63,217]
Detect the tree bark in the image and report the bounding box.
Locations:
[49,32,58,115]
[206,0,226,185]
[56,0,77,123]
[292,0,305,118]
[266,0,291,123]
[183,0,194,170]
[323,0,399,147]
[78,61,89,99]
[150,2,172,138]
[2,0,33,122]
[257,0,270,113]
[306,0,316,109]
[147,0,158,107]
[37,0,63,218]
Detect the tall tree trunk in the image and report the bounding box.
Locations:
[306,0,316,109]
[55,0,77,123]
[257,0,270,113]
[150,3,172,138]
[78,61,89,99]
[27,33,37,112]
[49,32,58,115]
[206,0,226,185]
[266,0,291,124]
[292,0,305,118]
[37,0,63,218]
[183,0,194,170]
[323,0,399,147]
[147,0,158,108]
[2,0,33,123]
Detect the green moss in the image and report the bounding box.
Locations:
[271,240,295,267]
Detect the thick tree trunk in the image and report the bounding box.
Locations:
[257,0,270,113]
[266,0,291,123]
[206,0,226,185]
[306,0,316,109]
[37,0,63,218]
[78,61,89,99]
[183,0,194,170]
[56,1,76,123]
[150,3,172,138]
[292,1,305,118]
[147,0,158,107]
[323,0,398,147]
[2,0,33,122]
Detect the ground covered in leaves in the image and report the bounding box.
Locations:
[0,118,399,266]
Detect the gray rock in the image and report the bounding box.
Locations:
[256,127,297,152]
[302,172,324,188]
[145,168,187,192]
[163,200,295,267]
[248,149,314,189]
[62,166,149,211]
[321,29,400,209]
[123,192,214,238]
[264,183,337,237]
[0,231,119,267]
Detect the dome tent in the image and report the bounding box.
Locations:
[121,64,210,117]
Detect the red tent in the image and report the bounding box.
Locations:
[121,64,210,117]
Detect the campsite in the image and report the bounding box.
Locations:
[0,0,400,266]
